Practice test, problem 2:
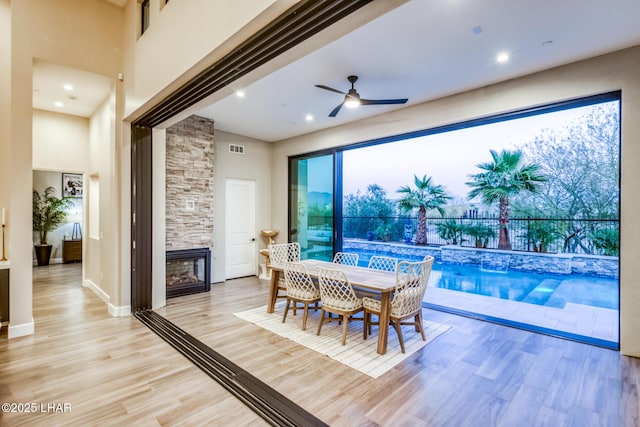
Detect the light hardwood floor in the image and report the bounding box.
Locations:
[1,264,638,426]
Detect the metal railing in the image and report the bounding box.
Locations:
[335,215,619,256]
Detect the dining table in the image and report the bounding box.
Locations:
[267,259,398,355]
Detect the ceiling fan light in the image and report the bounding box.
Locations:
[344,95,360,109]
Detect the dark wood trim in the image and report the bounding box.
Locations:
[131,125,153,311]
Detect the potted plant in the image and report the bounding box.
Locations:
[32,186,74,266]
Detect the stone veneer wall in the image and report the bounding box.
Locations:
[166,115,214,250]
[342,240,619,278]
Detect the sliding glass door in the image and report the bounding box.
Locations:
[289,153,335,261]
[288,93,620,349]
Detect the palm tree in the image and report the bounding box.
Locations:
[397,175,451,245]
[466,149,547,250]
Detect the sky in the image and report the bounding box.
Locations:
[341,104,600,201]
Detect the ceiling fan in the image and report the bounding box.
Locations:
[315,75,408,117]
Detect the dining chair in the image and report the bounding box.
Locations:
[363,256,435,353]
[268,242,301,306]
[367,255,398,272]
[332,252,359,266]
[282,262,320,330]
[316,267,364,346]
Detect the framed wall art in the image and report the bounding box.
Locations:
[62,173,83,198]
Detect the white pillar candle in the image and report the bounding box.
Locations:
[1,208,4,226]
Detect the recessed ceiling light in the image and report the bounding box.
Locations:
[305,114,314,122]
[496,52,509,63]
[235,90,245,98]
[63,83,74,91]
[54,101,64,108]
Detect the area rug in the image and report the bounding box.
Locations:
[234,304,450,378]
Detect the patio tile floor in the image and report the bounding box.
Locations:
[424,287,619,345]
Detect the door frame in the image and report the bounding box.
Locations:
[225,178,257,279]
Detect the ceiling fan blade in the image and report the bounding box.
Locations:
[328,102,344,117]
[360,98,409,105]
[315,84,346,95]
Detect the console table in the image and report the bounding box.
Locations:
[63,239,82,263]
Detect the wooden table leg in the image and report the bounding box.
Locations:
[267,270,280,313]
[376,290,392,355]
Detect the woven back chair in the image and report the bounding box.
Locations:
[282,262,320,330]
[316,267,364,346]
[268,242,301,305]
[268,242,301,266]
[363,257,434,353]
[367,255,398,272]
[332,252,359,266]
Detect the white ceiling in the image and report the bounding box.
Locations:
[34,0,640,141]
[32,59,114,118]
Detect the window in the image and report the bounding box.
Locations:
[141,0,150,35]
[289,153,336,261]
[289,92,621,348]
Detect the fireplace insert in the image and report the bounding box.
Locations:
[166,248,211,298]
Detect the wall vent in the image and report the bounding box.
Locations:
[229,144,245,154]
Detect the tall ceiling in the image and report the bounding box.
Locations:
[35,0,640,142]
[32,59,114,118]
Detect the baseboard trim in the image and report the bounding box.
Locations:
[8,318,35,338]
[108,303,131,317]
[83,279,110,304]
[83,280,130,317]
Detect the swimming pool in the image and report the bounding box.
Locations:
[356,252,619,310]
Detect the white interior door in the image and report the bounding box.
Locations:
[225,178,256,279]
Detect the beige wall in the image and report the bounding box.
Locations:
[122,0,282,120]
[152,128,166,310]
[271,46,640,356]
[86,93,120,311]
[5,0,123,337]
[213,130,272,284]
[33,110,89,172]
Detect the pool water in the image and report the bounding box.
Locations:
[356,253,619,310]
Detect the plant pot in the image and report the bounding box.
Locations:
[34,244,52,266]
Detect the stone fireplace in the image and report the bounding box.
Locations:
[166,248,211,298]
[165,115,215,299]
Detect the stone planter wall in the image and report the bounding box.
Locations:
[342,240,619,278]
